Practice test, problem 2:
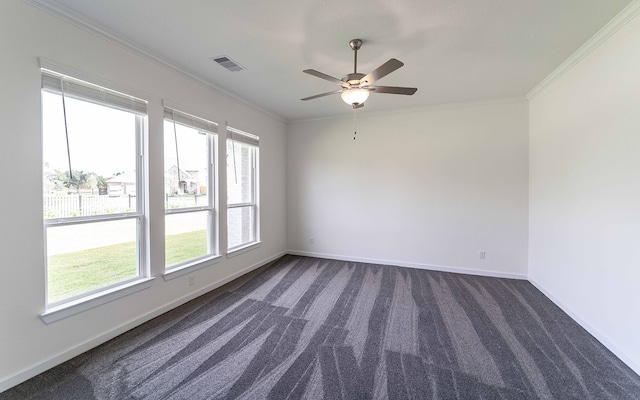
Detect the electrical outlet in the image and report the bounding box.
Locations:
[188,275,195,286]
[309,237,314,245]
[479,251,486,260]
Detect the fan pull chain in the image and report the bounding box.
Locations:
[353,107,357,140]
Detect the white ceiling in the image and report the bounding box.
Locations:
[31,0,633,121]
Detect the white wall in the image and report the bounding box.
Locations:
[0,0,286,390]
[287,100,529,277]
[529,10,640,374]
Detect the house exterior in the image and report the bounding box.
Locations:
[106,171,137,196]
[164,165,206,195]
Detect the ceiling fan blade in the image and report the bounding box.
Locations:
[366,85,417,95]
[361,59,404,85]
[301,90,343,101]
[303,69,344,85]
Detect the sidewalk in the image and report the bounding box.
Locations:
[47,213,206,255]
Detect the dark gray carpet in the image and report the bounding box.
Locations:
[3,255,640,399]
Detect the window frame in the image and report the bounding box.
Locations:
[40,68,151,321]
[162,108,220,278]
[226,127,260,254]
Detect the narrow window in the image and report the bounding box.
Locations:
[164,108,218,270]
[226,127,259,252]
[41,69,147,306]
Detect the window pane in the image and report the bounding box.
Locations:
[228,206,255,249]
[42,91,139,217]
[165,211,211,267]
[164,120,209,209]
[46,218,138,304]
[227,141,254,204]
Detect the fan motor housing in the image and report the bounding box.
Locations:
[343,72,365,86]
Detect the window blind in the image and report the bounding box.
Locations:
[41,69,147,115]
[227,126,259,147]
[163,107,218,134]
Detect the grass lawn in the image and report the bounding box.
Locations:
[48,230,207,303]
[165,229,208,266]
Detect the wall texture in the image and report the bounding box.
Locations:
[528,9,640,374]
[287,100,529,278]
[0,0,287,390]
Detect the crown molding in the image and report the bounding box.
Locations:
[287,96,528,125]
[527,0,640,100]
[23,0,286,124]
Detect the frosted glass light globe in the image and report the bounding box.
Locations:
[341,88,369,105]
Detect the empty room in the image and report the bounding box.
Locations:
[1,0,639,398]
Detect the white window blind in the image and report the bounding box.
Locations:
[164,107,218,134]
[41,69,147,115]
[227,126,259,147]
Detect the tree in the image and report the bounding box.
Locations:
[44,169,67,191]
[44,169,108,193]
[95,174,107,188]
[86,174,98,192]
[84,173,107,194]
[64,170,88,193]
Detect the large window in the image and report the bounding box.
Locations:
[226,128,259,252]
[41,69,147,306]
[164,108,218,271]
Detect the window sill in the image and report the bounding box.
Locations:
[226,241,261,259]
[162,255,221,281]
[40,277,155,324]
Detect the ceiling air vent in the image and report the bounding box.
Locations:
[211,56,245,72]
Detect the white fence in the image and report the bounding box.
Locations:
[44,194,208,218]
[165,194,207,209]
[44,195,136,218]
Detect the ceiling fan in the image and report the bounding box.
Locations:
[301,39,417,109]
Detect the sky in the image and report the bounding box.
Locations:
[42,92,208,178]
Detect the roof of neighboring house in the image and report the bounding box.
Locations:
[107,171,137,184]
[166,165,195,180]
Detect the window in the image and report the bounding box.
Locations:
[164,108,218,271]
[226,127,259,252]
[41,69,147,307]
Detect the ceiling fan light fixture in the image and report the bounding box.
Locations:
[341,88,369,106]
[301,39,416,108]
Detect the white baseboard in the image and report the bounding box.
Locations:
[0,250,287,393]
[529,277,640,377]
[286,250,528,280]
